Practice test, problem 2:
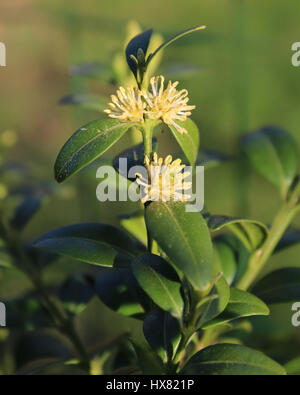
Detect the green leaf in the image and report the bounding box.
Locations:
[242,126,299,196]
[60,274,94,315]
[252,268,300,304]
[213,238,237,285]
[207,215,268,251]
[113,138,157,181]
[120,212,147,246]
[54,119,134,183]
[147,26,206,68]
[131,254,184,319]
[94,268,150,319]
[181,343,286,375]
[143,309,181,362]
[285,356,300,375]
[196,275,230,328]
[34,223,145,267]
[59,93,108,111]
[168,118,199,166]
[145,201,213,291]
[131,340,165,374]
[126,29,153,77]
[202,288,269,329]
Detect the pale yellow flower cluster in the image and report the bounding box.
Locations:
[135,153,192,203]
[104,76,195,135]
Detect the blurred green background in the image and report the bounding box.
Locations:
[1,0,300,372]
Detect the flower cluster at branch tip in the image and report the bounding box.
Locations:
[104,86,145,123]
[104,76,195,134]
[143,76,195,135]
[135,153,192,203]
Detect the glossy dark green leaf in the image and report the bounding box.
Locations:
[34,223,145,267]
[213,239,237,285]
[126,29,153,77]
[252,268,300,304]
[143,309,181,361]
[208,215,268,251]
[145,201,213,291]
[285,356,300,375]
[242,126,299,196]
[55,119,134,183]
[147,26,206,67]
[197,275,230,328]
[35,223,144,256]
[113,138,157,181]
[181,343,286,375]
[94,268,150,319]
[202,288,269,329]
[132,254,184,319]
[59,93,108,111]
[168,118,199,166]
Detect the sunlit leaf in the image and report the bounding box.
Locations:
[55,119,134,183]
[201,288,269,329]
[252,268,300,304]
[168,118,199,166]
[145,201,213,291]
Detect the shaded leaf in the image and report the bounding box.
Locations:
[126,29,153,77]
[93,268,150,319]
[131,340,165,374]
[252,268,300,304]
[59,93,108,111]
[181,343,286,375]
[275,228,300,253]
[143,309,181,361]
[196,149,230,168]
[131,254,184,319]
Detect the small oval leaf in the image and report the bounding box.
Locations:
[181,343,286,375]
[201,288,269,329]
[55,119,133,183]
[131,254,184,319]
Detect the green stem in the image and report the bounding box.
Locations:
[141,120,156,254]
[0,221,89,366]
[237,188,300,291]
[142,120,154,159]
